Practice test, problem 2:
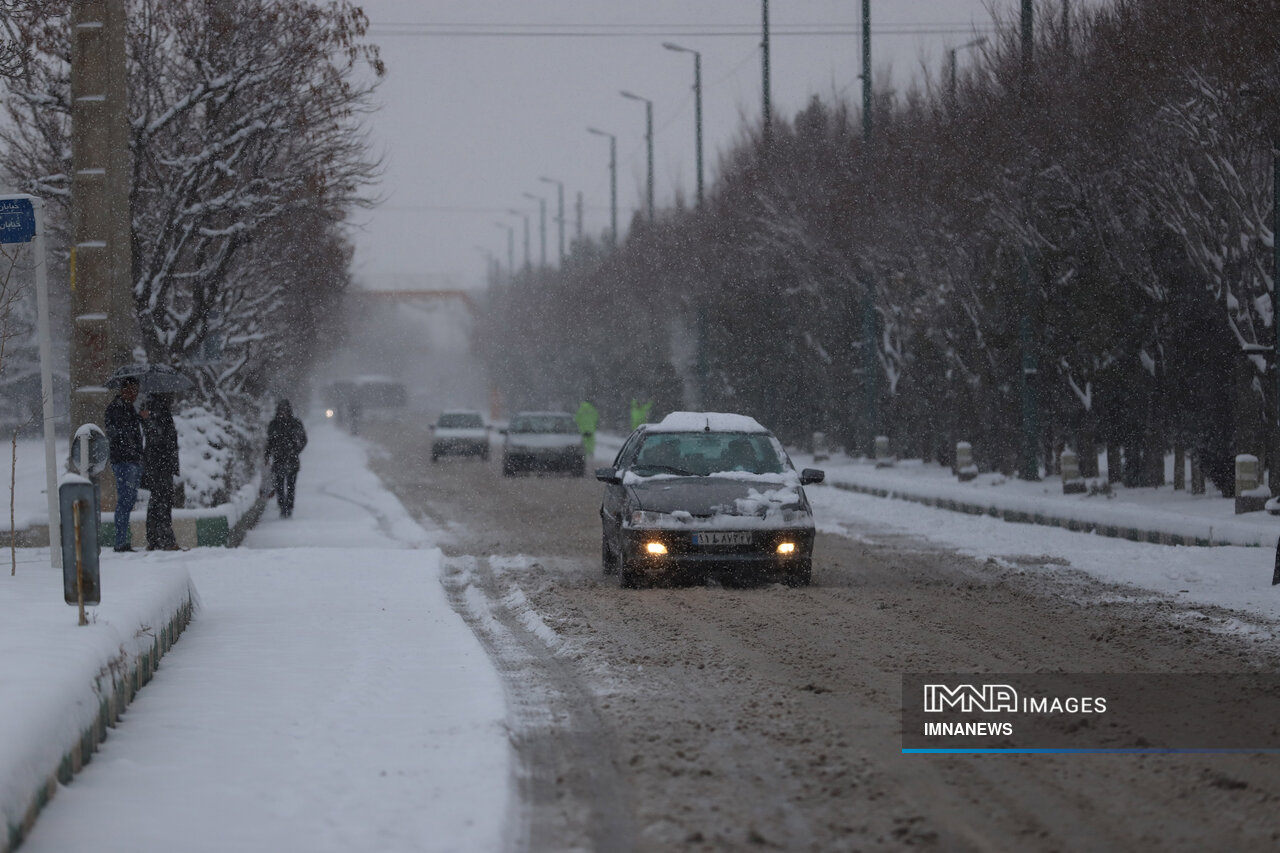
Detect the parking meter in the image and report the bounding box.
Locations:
[59,476,100,609]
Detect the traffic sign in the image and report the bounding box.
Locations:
[0,195,35,243]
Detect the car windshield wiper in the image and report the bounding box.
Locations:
[633,463,697,477]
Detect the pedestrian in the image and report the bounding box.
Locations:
[575,399,598,459]
[103,376,146,552]
[265,399,308,518]
[630,397,653,431]
[141,392,181,550]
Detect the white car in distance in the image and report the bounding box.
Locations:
[430,410,491,462]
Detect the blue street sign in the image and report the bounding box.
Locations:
[0,196,35,243]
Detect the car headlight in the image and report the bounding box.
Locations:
[630,510,675,527]
[780,508,812,524]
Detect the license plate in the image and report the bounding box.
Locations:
[693,531,752,546]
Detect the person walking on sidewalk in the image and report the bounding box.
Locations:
[265,399,308,518]
[104,376,147,552]
[141,393,181,550]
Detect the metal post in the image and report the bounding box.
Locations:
[32,197,60,568]
[575,191,583,243]
[508,209,529,271]
[523,193,545,267]
[494,222,513,282]
[620,92,654,221]
[608,135,617,241]
[539,177,565,265]
[663,43,704,207]
[644,100,654,221]
[589,127,618,246]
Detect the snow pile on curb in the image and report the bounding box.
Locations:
[0,560,196,851]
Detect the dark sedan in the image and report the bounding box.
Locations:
[596,412,824,588]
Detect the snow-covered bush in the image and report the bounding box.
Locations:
[175,405,255,508]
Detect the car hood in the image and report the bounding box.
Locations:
[626,476,807,519]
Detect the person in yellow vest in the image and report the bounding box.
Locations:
[575,400,599,459]
[630,397,653,431]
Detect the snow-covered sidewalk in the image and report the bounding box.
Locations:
[2,422,509,853]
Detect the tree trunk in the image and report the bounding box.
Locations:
[1106,444,1122,484]
[1174,445,1185,490]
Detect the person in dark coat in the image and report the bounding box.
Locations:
[141,393,181,550]
[104,376,147,551]
[265,399,308,518]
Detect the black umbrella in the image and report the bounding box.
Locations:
[104,363,194,393]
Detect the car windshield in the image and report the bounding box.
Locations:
[510,414,577,434]
[438,413,483,428]
[630,432,784,477]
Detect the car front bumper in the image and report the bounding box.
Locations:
[433,439,488,456]
[620,526,814,578]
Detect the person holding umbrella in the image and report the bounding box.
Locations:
[103,376,147,552]
[141,392,181,550]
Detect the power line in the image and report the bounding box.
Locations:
[368,24,998,39]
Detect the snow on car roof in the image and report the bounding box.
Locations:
[650,411,770,433]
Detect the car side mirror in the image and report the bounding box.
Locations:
[595,467,622,484]
[800,468,825,485]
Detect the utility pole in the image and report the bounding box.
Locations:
[508,209,530,272]
[575,191,583,244]
[861,0,876,456]
[761,0,771,148]
[1018,0,1040,481]
[71,0,132,511]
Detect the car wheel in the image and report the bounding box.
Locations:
[601,531,619,575]
[619,545,646,588]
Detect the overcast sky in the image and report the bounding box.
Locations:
[349,1,1082,291]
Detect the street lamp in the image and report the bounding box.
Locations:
[761,0,771,148]
[539,176,565,265]
[493,222,513,281]
[507,208,530,271]
[948,37,987,106]
[662,42,703,207]
[620,90,654,221]
[587,126,617,245]
[522,192,547,267]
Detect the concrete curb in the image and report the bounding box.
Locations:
[3,595,195,853]
[829,480,1245,548]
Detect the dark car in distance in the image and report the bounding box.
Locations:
[502,411,586,476]
[596,411,824,588]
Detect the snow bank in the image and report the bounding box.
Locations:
[0,557,195,849]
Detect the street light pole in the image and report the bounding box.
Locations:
[493,222,513,281]
[948,37,987,107]
[587,126,617,245]
[522,192,546,267]
[663,42,703,207]
[861,0,871,143]
[507,208,530,272]
[620,90,654,222]
[761,0,771,148]
[539,176,565,265]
